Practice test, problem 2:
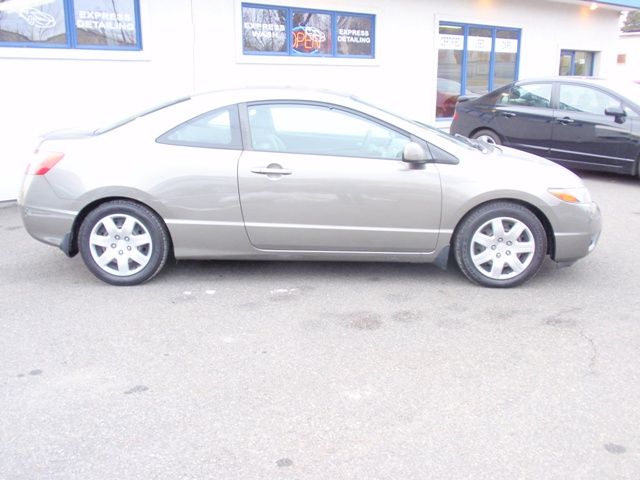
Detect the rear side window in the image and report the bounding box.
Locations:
[497,83,552,108]
[157,105,242,149]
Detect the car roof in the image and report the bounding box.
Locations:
[191,86,361,107]
[515,76,618,87]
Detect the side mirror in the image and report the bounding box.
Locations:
[605,106,626,123]
[402,142,430,163]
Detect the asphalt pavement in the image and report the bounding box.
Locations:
[1,171,639,479]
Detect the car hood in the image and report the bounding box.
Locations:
[470,143,585,188]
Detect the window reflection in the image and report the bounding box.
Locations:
[466,27,492,95]
[436,25,464,118]
[0,0,67,44]
[435,23,520,119]
[74,0,138,47]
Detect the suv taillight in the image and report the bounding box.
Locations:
[27,150,64,176]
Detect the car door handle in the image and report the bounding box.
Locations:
[557,117,575,125]
[501,112,516,118]
[251,167,293,175]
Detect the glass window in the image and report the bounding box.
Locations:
[248,104,411,159]
[559,50,595,76]
[0,0,67,45]
[74,0,139,48]
[336,14,373,57]
[241,3,375,59]
[157,107,242,150]
[498,83,552,108]
[435,22,521,119]
[436,24,464,118]
[242,5,287,54]
[494,30,519,89]
[466,27,492,95]
[558,85,621,115]
[0,0,141,50]
[291,11,331,55]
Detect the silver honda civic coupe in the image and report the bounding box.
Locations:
[19,88,601,287]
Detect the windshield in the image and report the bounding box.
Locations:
[607,81,640,106]
[350,95,473,149]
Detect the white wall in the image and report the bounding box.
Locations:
[0,0,623,200]
[0,1,195,201]
[616,33,640,81]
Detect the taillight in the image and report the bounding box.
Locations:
[27,150,64,176]
[453,112,459,121]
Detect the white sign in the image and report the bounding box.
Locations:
[438,34,463,50]
[467,36,492,52]
[495,38,518,54]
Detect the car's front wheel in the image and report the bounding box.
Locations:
[453,202,547,288]
[78,200,170,286]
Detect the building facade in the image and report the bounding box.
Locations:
[1,0,638,200]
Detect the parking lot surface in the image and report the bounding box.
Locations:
[1,172,639,479]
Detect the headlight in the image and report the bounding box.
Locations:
[548,187,592,204]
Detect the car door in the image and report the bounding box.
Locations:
[490,82,554,156]
[550,83,636,172]
[237,102,442,253]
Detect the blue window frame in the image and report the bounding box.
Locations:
[559,50,594,76]
[436,22,521,118]
[242,3,375,58]
[0,0,142,50]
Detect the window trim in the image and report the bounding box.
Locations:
[0,0,142,51]
[241,2,375,59]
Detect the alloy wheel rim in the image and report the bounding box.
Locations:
[470,216,535,280]
[89,214,153,276]
[476,134,497,145]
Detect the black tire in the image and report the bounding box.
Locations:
[471,129,502,146]
[453,202,547,288]
[78,200,170,286]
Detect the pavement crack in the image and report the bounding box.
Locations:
[579,329,598,374]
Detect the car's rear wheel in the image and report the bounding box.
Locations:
[471,129,502,146]
[78,200,170,286]
[453,202,547,288]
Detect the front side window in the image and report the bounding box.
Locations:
[157,106,242,150]
[558,85,621,115]
[0,0,141,50]
[498,83,552,109]
[248,103,410,159]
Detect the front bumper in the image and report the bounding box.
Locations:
[552,201,602,264]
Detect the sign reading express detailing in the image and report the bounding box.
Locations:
[242,3,375,58]
[76,10,135,32]
[337,14,373,56]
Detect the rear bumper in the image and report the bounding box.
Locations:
[19,175,77,252]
